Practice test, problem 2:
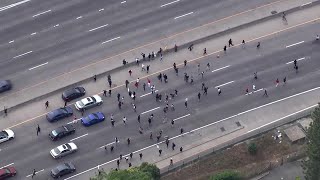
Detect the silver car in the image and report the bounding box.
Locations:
[75,95,103,111]
[50,143,78,159]
[0,129,14,144]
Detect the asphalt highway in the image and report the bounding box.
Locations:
[0,20,319,179]
[0,0,279,94]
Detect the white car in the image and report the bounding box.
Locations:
[75,95,103,111]
[0,129,14,144]
[50,142,78,159]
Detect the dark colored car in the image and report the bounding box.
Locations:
[0,166,17,179]
[62,87,86,102]
[81,112,105,127]
[0,80,11,93]
[51,162,75,178]
[49,125,75,141]
[46,107,73,122]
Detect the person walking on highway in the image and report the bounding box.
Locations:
[137,114,141,123]
[283,77,287,84]
[128,69,132,76]
[146,65,150,73]
[218,87,221,95]
[117,93,120,101]
[198,92,201,101]
[170,158,173,166]
[118,101,122,109]
[254,72,258,80]
[184,60,187,67]
[103,90,107,97]
[242,40,246,48]
[132,103,137,112]
[203,48,207,55]
[188,44,193,51]
[252,84,256,92]
[143,83,146,91]
[180,128,184,134]
[246,88,249,95]
[127,138,131,145]
[276,78,279,87]
[125,80,129,88]
[257,42,261,49]
[123,117,127,125]
[139,153,143,160]
[172,143,176,150]
[45,101,49,109]
[223,45,227,53]
[4,106,7,117]
[206,63,210,71]
[108,89,112,97]
[36,124,41,136]
[171,119,175,127]
[159,149,162,156]
[263,88,268,97]
[31,169,36,178]
[93,75,97,82]
[228,38,234,47]
[180,147,183,152]
[174,44,178,52]
[184,98,188,109]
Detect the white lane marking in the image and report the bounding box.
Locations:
[301,2,312,6]
[0,163,14,169]
[121,1,126,3]
[28,62,48,70]
[13,51,32,59]
[101,36,121,44]
[141,107,160,115]
[88,24,108,32]
[99,8,104,12]
[246,88,263,95]
[9,40,14,44]
[174,12,193,19]
[67,118,80,124]
[54,24,59,27]
[30,32,37,36]
[161,0,180,7]
[26,169,44,177]
[286,41,304,48]
[212,65,230,73]
[0,0,31,12]
[140,90,158,97]
[65,86,320,180]
[173,114,191,122]
[248,104,317,133]
[70,133,88,142]
[215,81,234,88]
[97,141,116,149]
[32,9,51,17]
[286,57,306,64]
[76,16,82,19]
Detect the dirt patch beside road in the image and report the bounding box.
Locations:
[161,130,305,180]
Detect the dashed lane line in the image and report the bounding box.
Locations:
[174,12,193,20]
[32,9,51,18]
[88,24,108,32]
[173,114,191,122]
[101,36,121,44]
[0,163,14,169]
[215,81,234,88]
[29,62,48,70]
[70,133,88,142]
[211,65,230,73]
[26,169,44,177]
[286,57,306,64]
[141,107,160,115]
[161,0,180,7]
[285,41,304,48]
[140,90,158,97]
[13,51,32,59]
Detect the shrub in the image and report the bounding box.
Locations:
[210,170,242,180]
[248,142,257,155]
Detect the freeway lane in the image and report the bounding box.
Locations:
[0,0,281,94]
[1,22,320,179]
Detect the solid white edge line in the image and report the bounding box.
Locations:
[29,62,48,70]
[88,24,108,32]
[286,57,306,64]
[140,90,158,97]
[285,41,304,48]
[26,169,44,177]
[211,65,230,73]
[101,36,121,44]
[161,0,180,7]
[301,2,312,6]
[0,163,14,169]
[173,114,191,122]
[13,51,32,59]
[32,9,51,17]
[70,133,88,142]
[65,86,320,180]
[174,12,193,19]
[215,81,234,88]
[141,107,160,115]
[247,104,317,133]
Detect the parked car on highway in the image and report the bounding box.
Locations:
[62,87,86,102]
[0,80,11,93]
[50,142,78,159]
[49,125,75,141]
[0,166,16,179]
[46,107,73,122]
[0,129,14,144]
[81,112,105,127]
[75,95,103,111]
[51,162,76,178]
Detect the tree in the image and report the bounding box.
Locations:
[302,103,320,180]
[248,142,257,155]
[210,170,242,180]
[90,162,160,180]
